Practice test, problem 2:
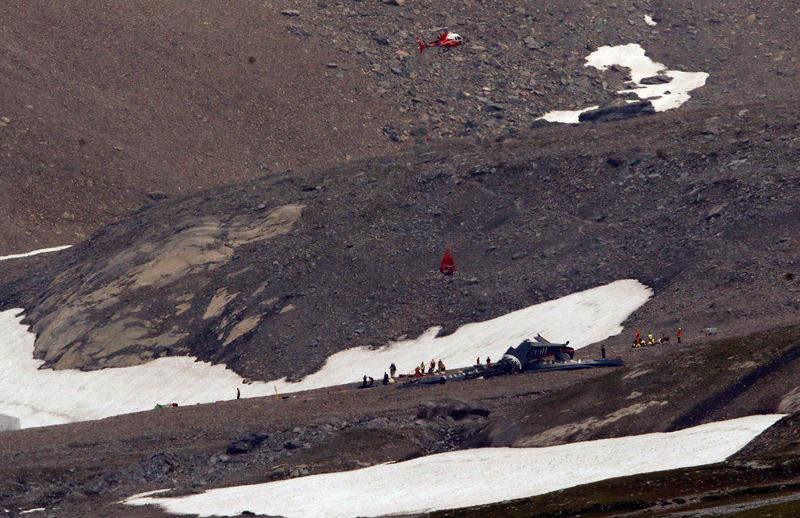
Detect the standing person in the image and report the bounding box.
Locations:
[635,330,640,344]
[677,328,682,344]
[476,357,481,366]
[390,363,397,378]
[440,248,456,275]
[601,344,606,359]
[383,372,389,385]
[236,387,241,400]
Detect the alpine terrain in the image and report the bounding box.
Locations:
[0,0,799,516]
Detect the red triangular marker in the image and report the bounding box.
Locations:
[440,248,455,275]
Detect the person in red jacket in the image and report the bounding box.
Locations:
[677,328,682,344]
[440,248,456,275]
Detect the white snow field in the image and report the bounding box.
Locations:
[0,278,650,428]
[124,414,784,518]
[265,278,651,393]
[540,43,708,123]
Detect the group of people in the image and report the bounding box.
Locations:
[412,359,446,376]
[632,328,682,348]
[360,359,449,389]
[379,359,449,380]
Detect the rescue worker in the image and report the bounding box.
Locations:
[677,328,682,344]
[648,333,655,345]
[476,357,481,365]
[437,359,446,372]
[486,356,491,365]
[440,248,456,275]
[383,372,389,385]
[601,344,606,358]
[390,363,397,378]
[635,330,640,343]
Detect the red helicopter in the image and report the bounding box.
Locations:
[415,28,463,53]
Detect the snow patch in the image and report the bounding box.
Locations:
[123,414,784,518]
[0,280,651,428]
[265,279,652,393]
[539,43,708,122]
[539,105,599,124]
[0,245,71,261]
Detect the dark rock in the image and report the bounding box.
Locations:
[382,125,401,141]
[366,417,390,428]
[284,439,303,450]
[706,205,725,220]
[147,191,168,201]
[640,75,672,84]
[530,119,556,128]
[417,398,490,421]
[286,24,310,37]
[578,100,656,122]
[140,452,178,480]
[523,36,542,50]
[607,154,626,167]
[226,432,269,455]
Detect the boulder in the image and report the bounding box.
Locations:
[579,100,655,123]
[640,75,672,84]
[417,398,490,421]
[226,432,269,455]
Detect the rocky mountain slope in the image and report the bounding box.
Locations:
[2,103,798,383]
[1,0,799,516]
[2,0,797,254]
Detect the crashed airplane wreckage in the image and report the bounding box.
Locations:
[401,335,623,388]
